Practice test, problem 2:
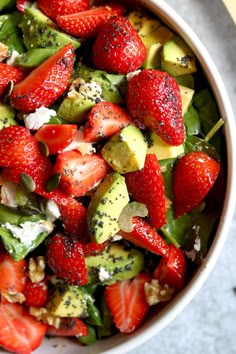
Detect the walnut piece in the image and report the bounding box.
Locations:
[0,42,9,62]
[30,307,61,328]
[144,279,175,306]
[2,292,25,304]
[29,256,46,283]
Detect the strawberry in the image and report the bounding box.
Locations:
[24,278,48,308]
[173,151,221,218]
[81,240,108,256]
[56,4,125,38]
[0,303,47,354]
[153,244,186,290]
[105,272,151,333]
[0,253,27,296]
[126,69,185,146]
[53,150,110,197]
[16,0,33,13]
[0,62,25,98]
[92,16,146,74]
[38,0,89,21]
[10,44,74,112]
[46,233,88,285]
[35,124,78,155]
[83,101,132,142]
[120,217,169,258]
[125,154,166,229]
[47,317,88,337]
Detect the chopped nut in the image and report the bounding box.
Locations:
[2,292,25,304]
[30,307,61,328]
[29,256,46,283]
[165,196,172,210]
[144,279,175,306]
[0,42,9,62]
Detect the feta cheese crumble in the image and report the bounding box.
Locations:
[6,50,19,66]
[45,199,61,222]
[23,106,57,130]
[69,78,103,103]
[98,267,112,282]
[3,220,54,247]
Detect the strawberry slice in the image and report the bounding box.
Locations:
[0,303,47,354]
[24,278,48,308]
[38,0,89,21]
[153,244,186,290]
[53,150,110,197]
[105,273,151,333]
[47,318,88,337]
[56,4,125,38]
[126,69,185,146]
[0,62,25,98]
[83,101,132,142]
[0,253,27,296]
[10,44,74,112]
[125,154,166,229]
[92,16,146,74]
[81,240,109,256]
[120,217,169,258]
[173,151,221,218]
[35,124,78,155]
[46,233,88,285]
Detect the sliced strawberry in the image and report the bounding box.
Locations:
[10,44,74,112]
[126,69,185,146]
[56,4,125,38]
[16,0,33,13]
[24,278,48,308]
[47,317,88,337]
[0,253,27,296]
[81,240,108,257]
[53,150,110,197]
[0,126,42,168]
[83,101,132,142]
[105,272,151,333]
[35,124,78,155]
[173,151,221,218]
[125,154,166,229]
[0,303,47,354]
[46,233,88,285]
[38,0,89,21]
[153,244,186,290]
[92,16,146,74]
[120,217,169,258]
[0,62,25,98]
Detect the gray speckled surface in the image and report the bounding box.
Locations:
[131,1,236,354]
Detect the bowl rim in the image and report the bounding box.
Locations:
[98,0,236,353]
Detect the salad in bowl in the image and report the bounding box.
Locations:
[0,0,233,353]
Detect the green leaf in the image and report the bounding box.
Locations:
[184,135,220,161]
[0,12,25,53]
[184,104,201,136]
[0,0,16,11]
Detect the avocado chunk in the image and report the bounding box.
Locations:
[21,8,80,50]
[87,172,129,243]
[15,47,58,68]
[179,85,195,115]
[0,12,25,53]
[175,74,194,89]
[85,242,144,284]
[127,9,161,38]
[101,125,147,174]
[47,285,88,318]
[161,36,197,76]
[0,103,17,128]
[147,131,184,160]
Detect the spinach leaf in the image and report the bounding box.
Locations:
[184,104,201,136]
[0,12,25,53]
[184,135,220,161]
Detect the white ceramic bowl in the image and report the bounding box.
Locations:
[15,1,236,353]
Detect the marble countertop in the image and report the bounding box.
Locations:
[132,1,236,354]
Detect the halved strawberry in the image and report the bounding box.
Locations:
[0,62,25,98]
[105,272,151,333]
[38,0,89,21]
[125,154,166,229]
[83,101,132,142]
[0,253,27,296]
[53,150,110,197]
[92,16,146,74]
[173,151,221,218]
[35,124,78,155]
[24,278,48,308]
[56,4,125,38]
[0,303,47,354]
[46,233,88,285]
[10,44,74,112]
[47,318,88,337]
[120,217,169,258]
[81,240,109,256]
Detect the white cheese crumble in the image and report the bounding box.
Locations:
[3,220,54,247]
[126,70,141,81]
[98,267,112,282]
[111,233,123,242]
[193,236,201,252]
[6,50,20,66]
[23,106,57,130]
[63,130,96,155]
[45,199,61,222]
[0,181,18,207]
[69,78,103,103]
